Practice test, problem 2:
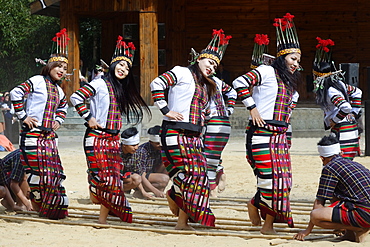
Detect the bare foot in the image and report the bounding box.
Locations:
[217,173,226,193]
[175,223,195,231]
[247,201,261,226]
[166,191,179,216]
[97,220,109,225]
[260,228,278,235]
[355,228,370,243]
[98,205,109,225]
[210,189,218,198]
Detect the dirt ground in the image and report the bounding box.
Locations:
[0,135,369,247]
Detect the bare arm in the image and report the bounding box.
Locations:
[10,181,33,211]
[141,172,165,198]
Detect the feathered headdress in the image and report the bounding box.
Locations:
[312,37,335,77]
[273,13,301,57]
[48,28,70,64]
[198,29,232,65]
[251,34,270,69]
[111,35,136,66]
[312,37,340,92]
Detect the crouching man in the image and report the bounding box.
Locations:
[294,135,370,243]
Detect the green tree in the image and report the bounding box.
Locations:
[79,18,102,79]
[0,0,59,92]
[0,1,102,91]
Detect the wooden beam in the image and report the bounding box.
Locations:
[139,1,158,104]
[60,0,80,103]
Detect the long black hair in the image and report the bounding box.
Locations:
[106,61,151,124]
[271,54,300,91]
[313,62,349,108]
[187,58,216,99]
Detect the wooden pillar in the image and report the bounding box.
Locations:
[60,0,80,103]
[139,1,158,104]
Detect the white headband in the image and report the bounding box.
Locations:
[121,133,140,145]
[317,143,341,157]
[149,134,160,143]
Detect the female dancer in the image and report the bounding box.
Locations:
[10,29,69,219]
[233,13,300,234]
[151,29,231,229]
[204,75,236,197]
[312,37,362,160]
[70,35,150,224]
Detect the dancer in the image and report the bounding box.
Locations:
[250,33,298,149]
[312,37,362,160]
[294,135,370,243]
[70,35,150,224]
[232,13,301,234]
[151,29,231,229]
[123,125,169,199]
[10,29,69,219]
[204,75,236,197]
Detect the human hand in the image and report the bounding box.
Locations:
[142,192,154,199]
[24,201,34,211]
[250,108,265,127]
[23,116,38,129]
[329,119,336,128]
[293,229,311,241]
[52,121,60,131]
[165,110,184,121]
[87,117,103,129]
[154,190,165,198]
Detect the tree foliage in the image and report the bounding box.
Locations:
[0,1,102,92]
[0,0,60,92]
[79,18,102,79]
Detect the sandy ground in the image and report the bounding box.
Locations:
[0,134,369,247]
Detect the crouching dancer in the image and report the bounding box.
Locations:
[294,135,370,243]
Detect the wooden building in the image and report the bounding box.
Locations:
[31,0,370,104]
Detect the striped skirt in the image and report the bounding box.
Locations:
[204,116,231,190]
[161,126,215,227]
[20,129,68,219]
[330,200,370,228]
[246,123,294,227]
[84,129,132,223]
[331,121,359,160]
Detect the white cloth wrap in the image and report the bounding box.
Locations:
[317,143,341,157]
[121,133,140,145]
[149,135,160,143]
